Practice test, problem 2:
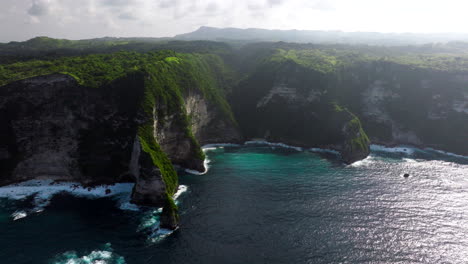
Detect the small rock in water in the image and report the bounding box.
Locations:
[403,173,410,178]
[105,189,112,195]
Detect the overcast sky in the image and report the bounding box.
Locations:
[1,0,467,42]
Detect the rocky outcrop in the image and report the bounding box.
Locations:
[184,90,242,145]
[0,63,244,229]
[160,197,179,230]
[129,137,167,207]
[0,73,148,184]
[230,60,371,163]
[0,73,193,228]
[339,111,371,163]
[152,87,242,173]
[336,61,468,156]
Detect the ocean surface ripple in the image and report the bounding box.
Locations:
[0,145,467,263]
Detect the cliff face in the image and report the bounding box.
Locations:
[3,44,467,231]
[155,89,242,172]
[0,66,241,228]
[231,43,468,158]
[335,61,468,155]
[185,90,242,145]
[230,60,370,163]
[0,73,155,186]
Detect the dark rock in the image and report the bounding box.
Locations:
[160,198,179,230]
[230,61,371,164]
[403,173,410,178]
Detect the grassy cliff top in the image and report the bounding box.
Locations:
[240,42,468,73]
[0,49,237,126]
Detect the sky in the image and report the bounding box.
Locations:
[1,0,467,42]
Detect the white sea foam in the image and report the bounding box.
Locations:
[309,148,340,155]
[403,158,419,163]
[370,144,468,160]
[424,148,468,159]
[0,178,188,245]
[0,180,134,220]
[11,210,27,221]
[185,143,241,175]
[370,144,415,155]
[50,243,125,264]
[244,140,303,151]
[149,227,178,242]
[136,185,187,242]
[117,201,140,212]
[202,147,217,152]
[185,156,211,175]
[349,156,375,167]
[202,143,240,150]
[173,185,188,200]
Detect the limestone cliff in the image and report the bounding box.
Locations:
[230,60,371,163]
[0,66,241,228]
[334,61,468,155]
[0,73,169,196]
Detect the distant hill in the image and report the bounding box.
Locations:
[0,36,232,63]
[175,26,468,46]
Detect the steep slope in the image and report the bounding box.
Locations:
[335,61,468,155]
[233,44,468,157]
[0,51,241,229]
[230,54,370,163]
[2,39,468,229]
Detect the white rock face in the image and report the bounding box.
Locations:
[184,91,241,145]
[185,92,209,135]
[361,80,396,122]
[391,125,422,145]
[256,81,323,108]
[256,84,298,108]
[307,89,322,102]
[452,92,468,114]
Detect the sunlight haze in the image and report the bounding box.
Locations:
[1,0,467,42]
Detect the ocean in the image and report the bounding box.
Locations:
[1,144,467,264]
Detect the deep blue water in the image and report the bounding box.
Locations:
[1,145,468,264]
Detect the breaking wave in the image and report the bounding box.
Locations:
[309,147,340,155]
[50,243,125,264]
[244,140,303,151]
[370,144,415,155]
[0,180,188,241]
[185,143,240,175]
[0,180,134,220]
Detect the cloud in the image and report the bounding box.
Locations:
[118,11,137,20]
[28,0,50,16]
[205,2,218,13]
[310,0,336,11]
[100,0,137,7]
[1,0,468,42]
[267,0,284,7]
[158,0,180,9]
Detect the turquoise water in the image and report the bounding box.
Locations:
[1,145,468,263]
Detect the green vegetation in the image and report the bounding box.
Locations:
[138,124,178,195]
[0,51,235,125]
[270,49,341,74]
[138,124,180,219]
[0,49,240,200]
[348,117,370,152]
[0,51,233,163]
[245,42,468,74]
[332,102,370,153]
